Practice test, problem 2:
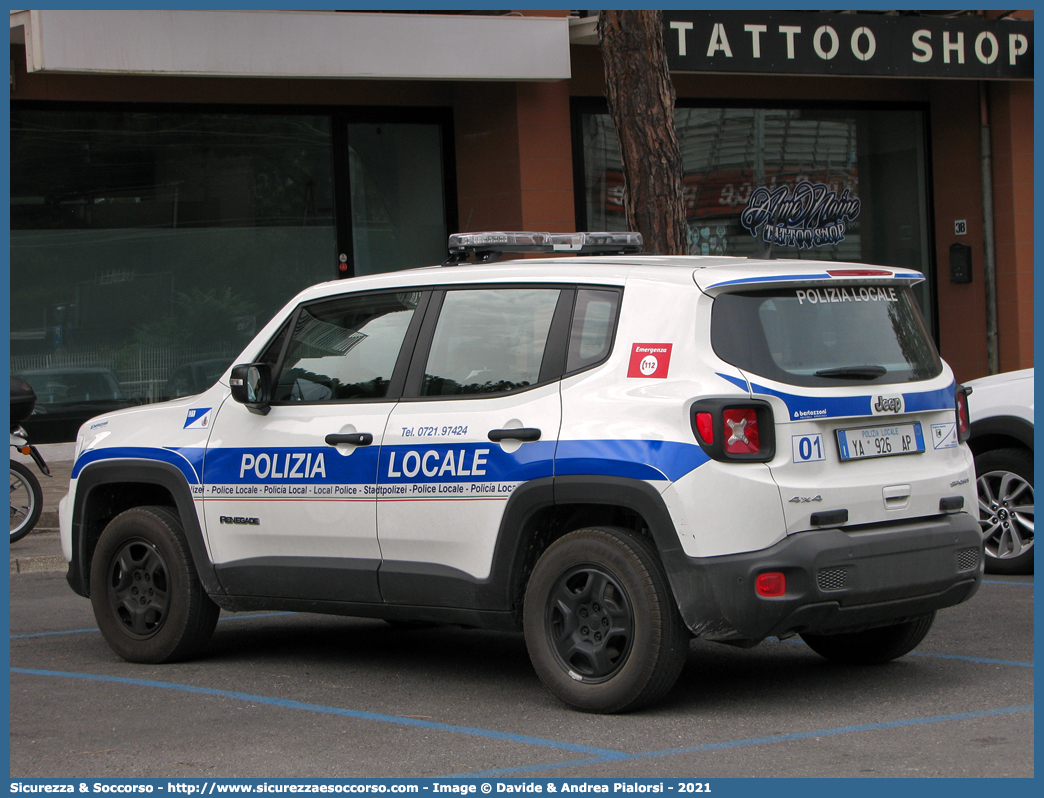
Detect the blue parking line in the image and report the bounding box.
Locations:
[910,652,1033,668]
[448,705,1035,778]
[11,627,100,640]
[771,636,1033,668]
[9,667,628,760]
[981,579,1033,586]
[10,612,295,640]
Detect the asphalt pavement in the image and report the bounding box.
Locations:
[8,445,1034,778]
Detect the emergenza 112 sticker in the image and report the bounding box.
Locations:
[628,343,673,378]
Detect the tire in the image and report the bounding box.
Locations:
[800,613,935,665]
[10,461,43,543]
[975,447,1034,575]
[89,506,219,663]
[523,526,689,714]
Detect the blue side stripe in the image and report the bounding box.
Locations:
[72,446,206,484]
[706,271,923,289]
[70,440,709,487]
[556,439,708,482]
[718,373,957,421]
[707,273,832,288]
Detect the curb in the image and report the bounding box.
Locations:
[10,528,65,575]
[11,554,66,574]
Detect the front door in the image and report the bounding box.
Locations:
[203,289,423,602]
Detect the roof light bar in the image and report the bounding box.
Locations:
[445,231,643,264]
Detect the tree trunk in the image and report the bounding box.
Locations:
[598,10,688,255]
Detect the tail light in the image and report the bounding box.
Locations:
[723,408,760,454]
[956,384,972,443]
[691,398,775,462]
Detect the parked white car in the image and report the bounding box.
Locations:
[966,368,1034,575]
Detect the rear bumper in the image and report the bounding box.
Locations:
[663,512,983,644]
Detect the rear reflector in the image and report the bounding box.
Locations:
[756,572,786,597]
[695,412,714,444]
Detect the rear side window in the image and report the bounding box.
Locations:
[566,289,621,373]
[422,288,560,396]
[711,285,942,388]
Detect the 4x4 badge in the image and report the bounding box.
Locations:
[789,495,823,503]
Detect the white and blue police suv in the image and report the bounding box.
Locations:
[60,232,982,713]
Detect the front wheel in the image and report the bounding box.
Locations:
[10,461,43,543]
[523,527,689,713]
[90,506,219,663]
[800,613,935,665]
[975,447,1034,575]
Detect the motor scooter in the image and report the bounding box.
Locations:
[11,376,51,543]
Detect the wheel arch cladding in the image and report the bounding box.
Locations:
[68,460,222,598]
[969,415,1034,455]
[492,475,687,621]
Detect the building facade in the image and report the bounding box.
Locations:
[8,10,1033,440]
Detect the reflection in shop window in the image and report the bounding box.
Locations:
[580,106,933,327]
[10,109,338,440]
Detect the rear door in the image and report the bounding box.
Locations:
[707,276,975,533]
[376,285,568,606]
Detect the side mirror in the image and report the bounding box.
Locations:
[229,363,272,415]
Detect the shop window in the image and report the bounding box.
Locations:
[578,105,933,329]
[347,123,447,276]
[10,107,452,439]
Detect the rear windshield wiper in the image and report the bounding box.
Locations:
[813,365,887,380]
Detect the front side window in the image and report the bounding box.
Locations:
[711,285,941,388]
[422,289,561,396]
[273,292,418,402]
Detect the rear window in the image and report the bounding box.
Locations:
[711,284,942,388]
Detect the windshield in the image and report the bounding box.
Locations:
[711,284,942,388]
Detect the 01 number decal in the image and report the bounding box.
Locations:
[792,433,825,463]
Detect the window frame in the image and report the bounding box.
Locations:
[399,283,624,402]
[261,288,431,406]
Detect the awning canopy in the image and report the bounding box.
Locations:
[9,9,572,81]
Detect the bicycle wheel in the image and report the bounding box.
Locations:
[10,461,43,543]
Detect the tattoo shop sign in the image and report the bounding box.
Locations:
[740,182,860,250]
[664,11,1032,80]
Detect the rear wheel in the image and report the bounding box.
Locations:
[800,613,935,665]
[523,527,688,713]
[90,506,219,663]
[975,447,1034,575]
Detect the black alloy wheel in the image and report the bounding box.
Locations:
[524,526,689,714]
[545,564,635,682]
[90,506,219,663]
[105,537,171,639]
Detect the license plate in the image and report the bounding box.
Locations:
[836,421,925,461]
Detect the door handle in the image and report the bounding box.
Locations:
[487,427,541,442]
[325,433,373,446]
